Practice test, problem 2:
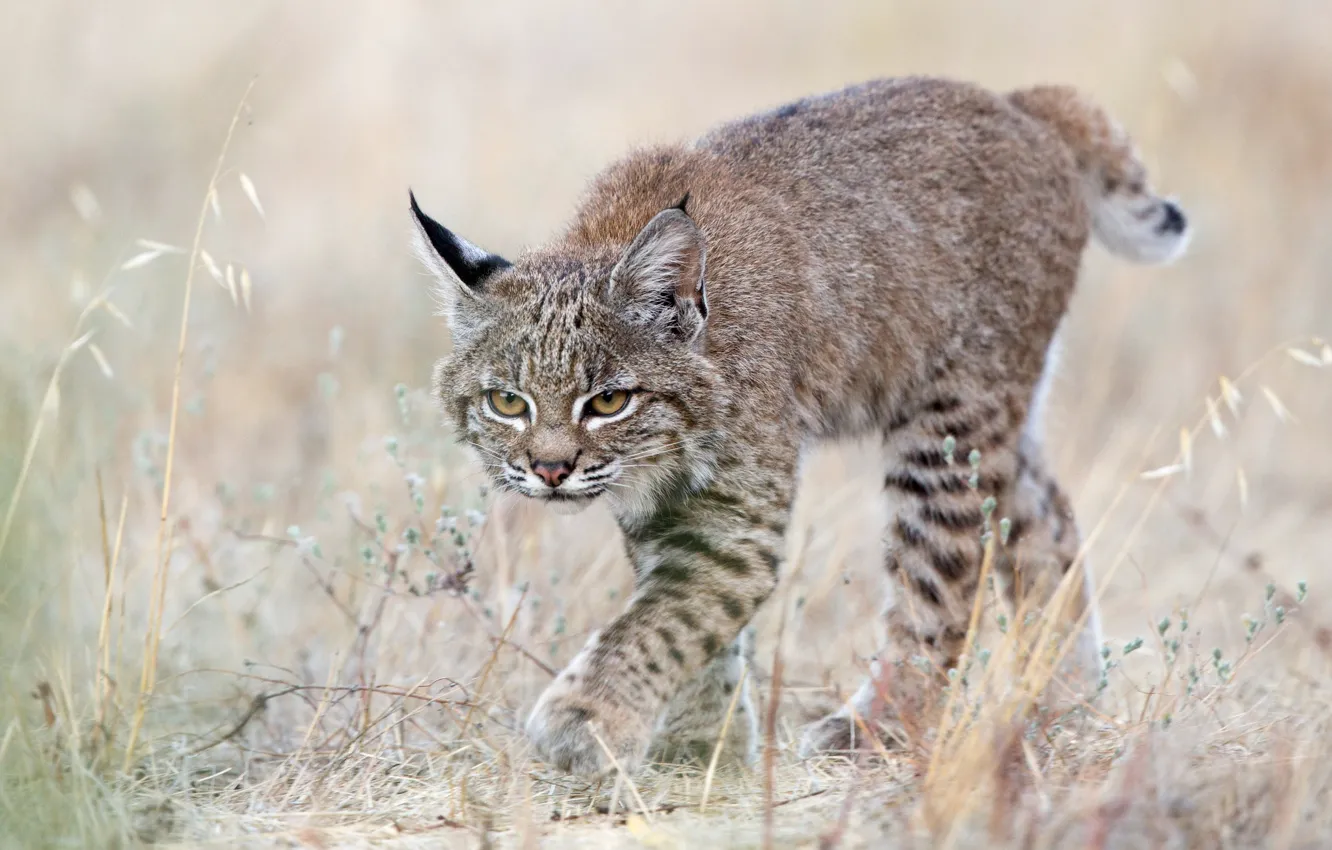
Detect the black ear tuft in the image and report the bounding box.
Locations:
[672,191,691,215]
[408,190,511,290]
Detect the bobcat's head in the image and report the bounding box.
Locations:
[410,192,721,519]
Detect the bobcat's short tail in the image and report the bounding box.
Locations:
[1008,85,1190,265]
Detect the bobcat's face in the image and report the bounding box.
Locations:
[435,277,716,515]
[411,194,719,518]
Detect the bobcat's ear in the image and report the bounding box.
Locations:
[409,191,510,331]
[608,196,708,344]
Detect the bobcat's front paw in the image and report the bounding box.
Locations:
[525,674,654,777]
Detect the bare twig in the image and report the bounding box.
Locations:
[188,686,301,755]
[460,584,529,734]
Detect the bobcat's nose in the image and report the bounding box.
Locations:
[530,456,576,488]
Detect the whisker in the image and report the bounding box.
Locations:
[619,444,681,462]
[624,439,682,454]
[470,445,513,466]
[621,437,683,455]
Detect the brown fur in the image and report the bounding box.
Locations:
[409,76,1189,775]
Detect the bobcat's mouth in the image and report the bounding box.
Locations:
[545,488,604,502]
[541,488,603,515]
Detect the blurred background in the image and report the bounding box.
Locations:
[2,0,1331,837]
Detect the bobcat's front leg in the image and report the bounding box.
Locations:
[526,481,789,776]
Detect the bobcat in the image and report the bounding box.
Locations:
[409,76,1189,776]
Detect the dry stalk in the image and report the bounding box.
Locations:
[123,78,257,771]
[700,659,749,813]
[93,486,128,756]
[587,722,653,823]
[0,292,116,573]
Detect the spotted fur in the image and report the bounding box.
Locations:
[410,76,1189,775]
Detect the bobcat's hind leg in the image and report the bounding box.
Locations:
[996,435,1103,703]
[800,389,1022,757]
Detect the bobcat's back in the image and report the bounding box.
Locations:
[565,77,1106,437]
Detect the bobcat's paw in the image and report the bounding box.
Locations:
[654,637,758,768]
[796,707,906,759]
[525,672,653,777]
[653,700,758,768]
[797,710,857,758]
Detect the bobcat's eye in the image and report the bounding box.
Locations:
[486,389,528,418]
[587,390,631,417]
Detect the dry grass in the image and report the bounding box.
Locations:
[3,1,1332,847]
